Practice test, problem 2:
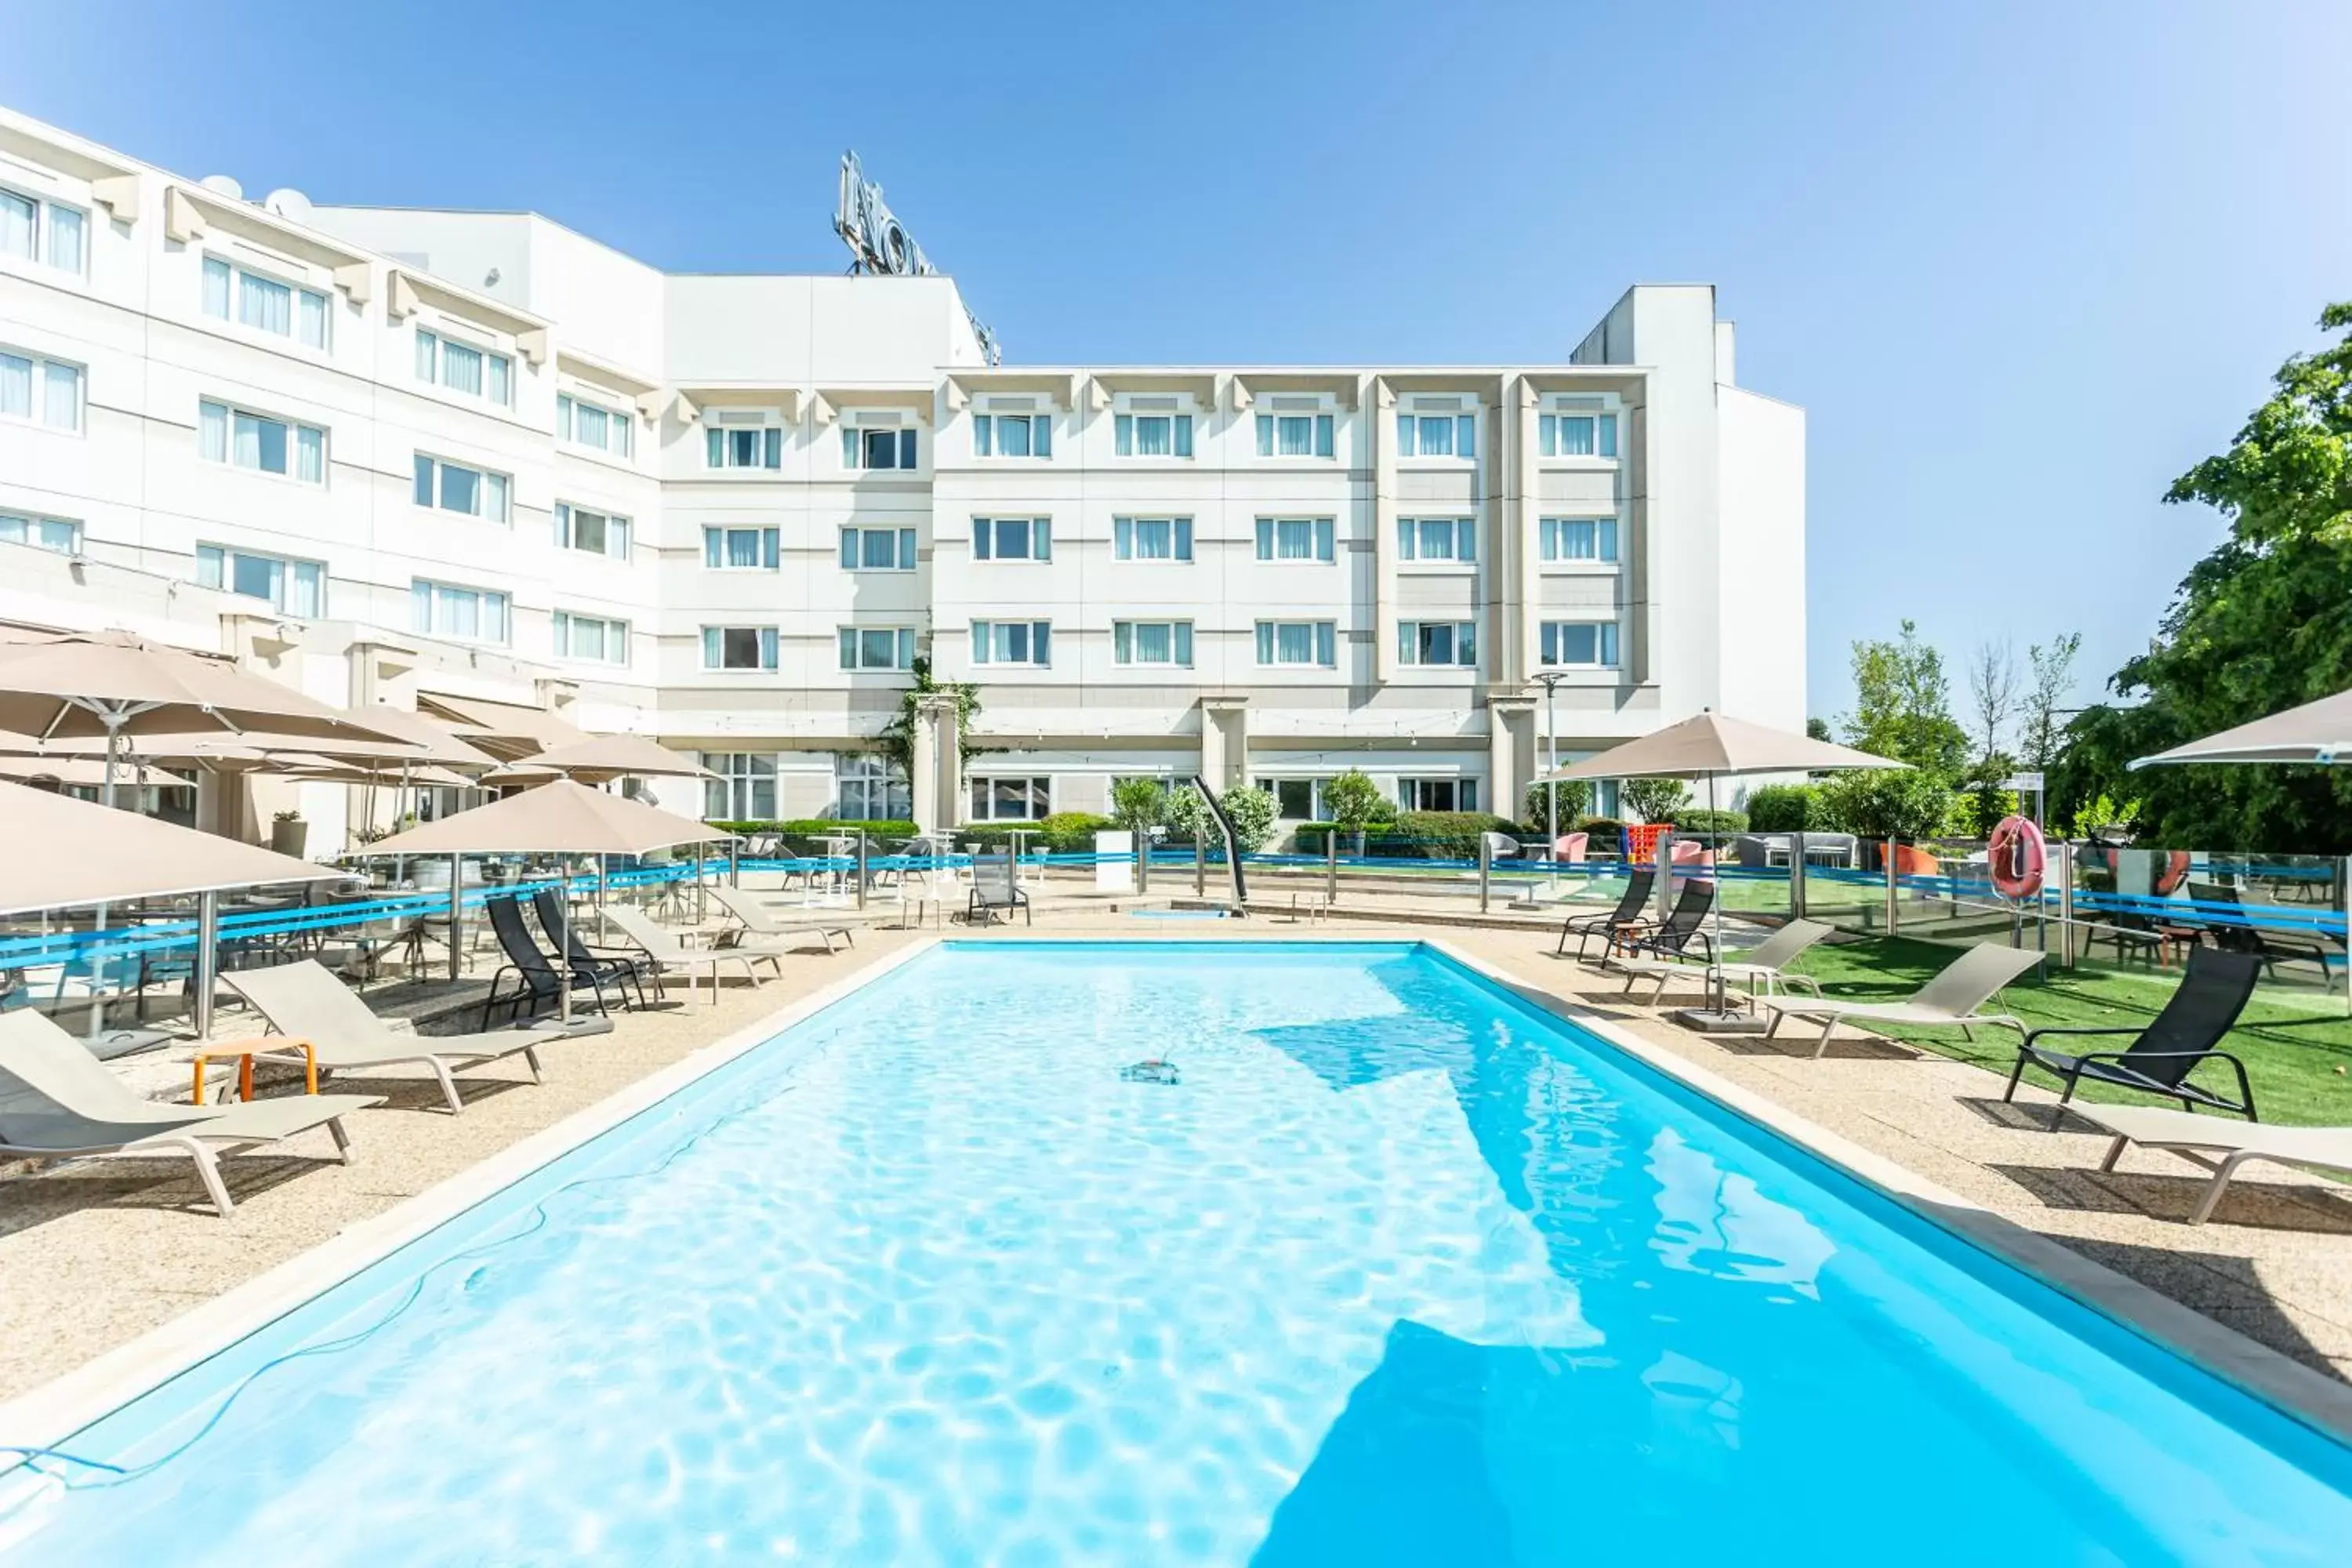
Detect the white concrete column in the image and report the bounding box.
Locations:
[913,693,963,831]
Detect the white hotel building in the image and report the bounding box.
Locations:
[0,105,1805,845]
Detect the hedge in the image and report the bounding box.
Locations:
[1671,808,1749,837]
[958,811,1115,854]
[1742,784,1820,833]
[711,819,918,855]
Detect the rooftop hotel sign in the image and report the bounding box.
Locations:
[835,151,1000,365]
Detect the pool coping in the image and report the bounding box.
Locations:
[4,928,2348,1472]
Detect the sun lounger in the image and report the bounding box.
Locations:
[964,854,1031,926]
[1587,880,1717,971]
[2005,946,2260,1120]
[2072,1104,2352,1225]
[482,895,642,1025]
[1555,868,1657,959]
[0,1010,381,1217]
[708,887,858,952]
[223,960,601,1114]
[1759,941,2042,1058]
[1610,918,1834,1007]
[602,906,797,1004]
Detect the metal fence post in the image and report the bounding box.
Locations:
[1137,831,1150,894]
[1883,838,1900,935]
[1479,833,1493,913]
[446,852,464,981]
[1195,833,1206,897]
[1789,832,1808,920]
[2057,839,2077,967]
[192,889,219,1041]
[1327,828,1340,906]
[855,833,869,911]
[729,841,739,890]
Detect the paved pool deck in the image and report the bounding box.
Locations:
[2,893,2347,1414]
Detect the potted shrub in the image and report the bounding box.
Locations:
[270,808,308,858]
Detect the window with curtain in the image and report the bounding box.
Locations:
[1398,778,1479,812]
[1,187,86,274]
[1397,517,1475,564]
[1114,411,1194,458]
[835,754,911,821]
[971,620,1052,666]
[1539,517,1619,562]
[415,328,514,408]
[198,398,323,481]
[1540,620,1622,668]
[1396,411,1478,459]
[1112,620,1194,666]
[836,626,920,670]
[0,514,82,554]
[1113,517,1192,561]
[972,517,1050,561]
[971,412,1051,458]
[841,425,919,470]
[701,753,779,820]
[1397,620,1477,667]
[557,394,634,459]
[197,544,326,617]
[412,579,510,643]
[839,527,919,572]
[1539,412,1620,459]
[412,455,510,523]
[552,611,629,665]
[2,348,82,432]
[555,503,630,560]
[703,525,781,569]
[1254,517,1335,562]
[706,424,785,469]
[1254,620,1337,667]
[968,776,1052,821]
[1254,412,1335,458]
[703,626,780,670]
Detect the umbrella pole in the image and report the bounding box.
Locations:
[558,877,572,1025]
[1709,770,1726,1016]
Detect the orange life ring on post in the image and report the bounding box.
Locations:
[1988,815,2046,900]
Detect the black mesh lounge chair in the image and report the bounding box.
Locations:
[1592,879,1717,969]
[1559,868,1657,959]
[2004,945,2261,1121]
[532,888,654,999]
[481,896,635,1026]
[966,853,1031,926]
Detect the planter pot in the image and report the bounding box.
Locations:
[270,818,309,858]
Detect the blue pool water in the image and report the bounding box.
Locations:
[4,942,2348,1563]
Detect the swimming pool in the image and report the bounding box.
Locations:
[3,940,2347,1563]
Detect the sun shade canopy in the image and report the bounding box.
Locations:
[358,779,735,858]
[2130,688,2352,768]
[0,779,339,914]
[480,733,713,783]
[0,630,405,744]
[1537,712,1904,782]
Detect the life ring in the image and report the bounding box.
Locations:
[1988,815,2046,900]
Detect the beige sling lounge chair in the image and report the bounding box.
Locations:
[708,887,858,953]
[0,1010,381,1217]
[1610,919,1835,1007]
[1759,941,2042,1058]
[2073,1105,2352,1225]
[603,906,793,1004]
[223,960,592,1114]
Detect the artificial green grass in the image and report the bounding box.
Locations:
[1777,935,2352,1127]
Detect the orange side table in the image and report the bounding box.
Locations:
[191,1037,317,1106]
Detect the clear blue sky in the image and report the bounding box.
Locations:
[9,2,2347,729]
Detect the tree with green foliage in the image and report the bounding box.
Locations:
[2056,304,2352,851]
[1805,717,1833,742]
[2020,633,2081,771]
[1817,768,1957,841]
[1109,778,1167,834]
[1621,776,1692,822]
[1841,620,1970,777]
[1218,786,1279,852]
[1319,768,1386,828]
[1521,777,1592,837]
[877,657,987,785]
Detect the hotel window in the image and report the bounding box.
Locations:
[1254,404,1334,458]
[1266,778,1326,820]
[1399,777,1478,812]
[554,503,631,561]
[702,626,780,671]
[202,256,328,350]
[1113,517,1192,561]
[411,579,510,644]
[552,610,629,666]
[702,524,781,570]
[199,399,323,481]
[1396,401,1476,459]
[1254,517,1335,563]
[1113,620,1193,667]
[557,394,633,459]
[706,421,783,470]
[2,349,83,434]
[415,328,513,408]
[841,418,918,470]
[702,752,777,820]
[1539,517,1619,563]
[0,186,85,274]
[971,619,1051,666]
[0,514,81,554]
[1539,411,1619,458]
[839,526,919,572]
[837,626,920,671]
[971,408,1051,458]
[1540,620,1621,668]
[972,517,1050,561]
[1254,620,1337,667]
[837,754,910,820]
[970,775,1052,822]
[197,545,326,618]
[1115,402,1193,458]
[1398,620,1476,667]
[1398,517,1475,564]
[412,455,510,524]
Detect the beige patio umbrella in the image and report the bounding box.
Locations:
[479,733,713,786]
[1541,711,1903,1025]
[361,780,738,1016]
[2129,688,2352,768]
[0,630,406,805]
[0,754,132,788]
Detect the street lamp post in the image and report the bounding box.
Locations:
[1531,671,1570,891]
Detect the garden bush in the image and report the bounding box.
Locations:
[1672,808,1749,837]
[1815,769,1955,841]
[1391,811,1521,861]
[1741,785,1820,833]
[1572,815,1627,850]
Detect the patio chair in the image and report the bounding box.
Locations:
[965,853,1032,926]
[1759,942,2042,1059]
[0,1010,383,1218]
[1588,880,1718,971]
[601,906,797,1004]
[482,895,640,1026]
[1610,918,1834,1007]
[2190,881,2341,982]
[708,887,858,953]
[224,960,601,1116]
[529,888,655,993]
[2002,946,2260,1121]
[1555,868,1657,959]
[2071,1104,2352,1225]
